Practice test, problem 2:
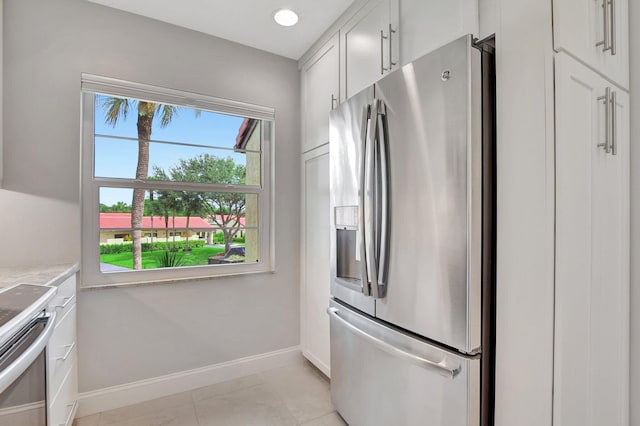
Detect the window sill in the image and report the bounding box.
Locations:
[81,264,275,290]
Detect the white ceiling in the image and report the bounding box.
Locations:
[86,0,355,60]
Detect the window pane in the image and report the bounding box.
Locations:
[94,95,262,186]
[84,82,273,286]
[95,96,250,148]
[94,137,260,185]
[99,189,258,272]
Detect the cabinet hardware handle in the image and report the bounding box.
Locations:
[331,94,338,110]
[388,24,397,70]
[380,30,389,75]
[610,90,617,155]
[610,0,616,55]
[596,0,610,52]
[57,342,76,361]
[54,295,74,310]
[596,0,616,55]
[597,87,611,153]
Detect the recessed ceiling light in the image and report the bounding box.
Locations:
[274,9,299,27]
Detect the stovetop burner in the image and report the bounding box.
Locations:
[0,285,52,328]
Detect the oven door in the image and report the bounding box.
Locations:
[0,312,56,426]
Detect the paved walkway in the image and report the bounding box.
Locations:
[100,263,130,272]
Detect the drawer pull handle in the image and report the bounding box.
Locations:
[57,399,78,426]
[55,296,75,310]
[57,342,76,361]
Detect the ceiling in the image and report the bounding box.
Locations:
[86,0,356,60]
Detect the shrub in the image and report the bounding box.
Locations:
[156,250,185,268]
[212,232,225,244]
[100,244,131,254]
[100,239,205,254]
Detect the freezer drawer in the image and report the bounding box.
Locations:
[329,300,479,426]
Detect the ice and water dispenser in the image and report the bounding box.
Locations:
[334,205,360,281]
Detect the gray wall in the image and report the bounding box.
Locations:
[0,190,80,266]
[3,0,301,391]
[630,1,639,423]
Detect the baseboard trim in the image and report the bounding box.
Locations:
[301,349,331,378]
[76,346,302,417]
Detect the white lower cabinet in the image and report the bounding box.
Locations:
[300,145,331,376]
[47,274,78,426]
[49,364,78,426]
[554,52,629,426]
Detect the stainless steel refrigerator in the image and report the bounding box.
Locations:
[328,35,495,426]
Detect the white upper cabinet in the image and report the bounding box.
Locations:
[553,0,629,89]
[554,52,629,426]
[340,0,399,101]
[301,34,339,153]
[400,0,479,66]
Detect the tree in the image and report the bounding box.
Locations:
[171,154,246,252]
[150,167,180,251]
[168,164,206,251]
[100,96,177,269]
[100,201,131,213]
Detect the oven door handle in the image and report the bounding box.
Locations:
[0,311,56,395]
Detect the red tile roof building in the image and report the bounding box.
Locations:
[100,213,212,230]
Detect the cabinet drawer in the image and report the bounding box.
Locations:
[47,304,76,395]
[49,363,78,426]
[49,275,76,322]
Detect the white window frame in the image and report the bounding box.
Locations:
[81,74,274,288]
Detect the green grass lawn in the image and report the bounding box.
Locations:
[101,246,227,269]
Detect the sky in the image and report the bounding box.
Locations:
[94,96,249,206]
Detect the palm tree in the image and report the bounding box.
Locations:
[100,97,177,270]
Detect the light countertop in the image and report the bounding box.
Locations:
[0,263,80,288]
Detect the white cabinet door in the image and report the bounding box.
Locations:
[554,52,629,426]
[340,0,399,100]
[400,0,479,65]
[554,0,628,89]
[301,145,331,376]
[301,34,339,153]
[47,274,78,426]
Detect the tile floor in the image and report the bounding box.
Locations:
[72,360,347,426]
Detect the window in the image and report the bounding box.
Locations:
[81,75,273,287]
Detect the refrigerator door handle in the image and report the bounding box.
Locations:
[327,307,462,379]
[375,100,389,297]
[359,103,372,296]
[363,101,379,293]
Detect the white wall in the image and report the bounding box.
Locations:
[3,0,301,392]
[493,0,555,425]
[629,1,639,424]
[0,190,80,266]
